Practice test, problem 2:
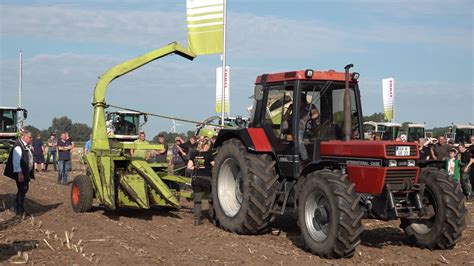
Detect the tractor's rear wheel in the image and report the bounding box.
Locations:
[401,168,467,249]
[211,139,278,234]
[298,170,364,258]
[71,175,94,213]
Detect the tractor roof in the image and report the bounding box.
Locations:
[114,110,141,115]
[255,70,355,84]
[453,124,474,129]
[407,123,425,128]
[0,106,23,110]
[377,122,402,127]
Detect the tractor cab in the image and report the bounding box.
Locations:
[446,124,474,146]
[248,69,363,175]
[105,111,147,141]
[406,123,425,142]
[0,107,27,139]
[0,107,28,162]
[376,122,401,140]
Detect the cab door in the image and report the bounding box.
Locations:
[260,83,298,177]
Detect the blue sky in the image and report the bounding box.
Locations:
[0,0,472,135]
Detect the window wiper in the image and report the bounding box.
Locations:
[311,81,332,107]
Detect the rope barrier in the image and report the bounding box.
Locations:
[106,104,223,128]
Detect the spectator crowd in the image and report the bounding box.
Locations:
[415,135,474,200]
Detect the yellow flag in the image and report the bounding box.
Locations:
[186,0,224,55]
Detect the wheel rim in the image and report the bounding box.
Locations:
[305,190,331,242]
[72,183,80,206]
[217,158,244,217]
[410,187,437,234]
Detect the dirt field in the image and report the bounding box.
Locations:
[1,160,473,265]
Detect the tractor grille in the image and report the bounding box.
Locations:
[385,145,417,157]
[385,169,417,189]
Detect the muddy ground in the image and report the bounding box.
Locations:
[1,161,473,265]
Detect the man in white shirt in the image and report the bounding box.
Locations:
[3,130,35,216]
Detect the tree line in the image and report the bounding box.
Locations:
[24,114,451,142]
[25,116,92,141]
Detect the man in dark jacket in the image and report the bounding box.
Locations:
[3,130,35,216]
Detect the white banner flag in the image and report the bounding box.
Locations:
[382,77,395,121]
[216,66,230,113]
[186,0,224,55]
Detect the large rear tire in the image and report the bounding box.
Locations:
[298,170,364,258]
[401,168,467,249]
[211,139,278,234]
[71,175,94,213]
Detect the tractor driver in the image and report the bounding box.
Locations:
[282,93,320,161]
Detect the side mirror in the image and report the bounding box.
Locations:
[254,85,264,101]
[144,114,148,123]
[23,110,28,119]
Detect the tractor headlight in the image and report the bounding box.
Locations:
[407,160,416,167]
[388,160,397,167]
[305,69,313,79]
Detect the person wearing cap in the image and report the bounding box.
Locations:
[130,131,151,160]
[45,132,57,171]
[186,138,214,225]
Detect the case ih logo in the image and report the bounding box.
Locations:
[389,79,393,97]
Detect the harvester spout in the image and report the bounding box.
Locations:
[343,64,353,142]
[91,42,196,151]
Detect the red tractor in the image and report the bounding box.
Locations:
[210,64,467,258]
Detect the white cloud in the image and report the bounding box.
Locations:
[1,3,470,59]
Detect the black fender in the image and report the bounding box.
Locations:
[214,128,273,153]
[301,160,341,177]
[417,159,444,169]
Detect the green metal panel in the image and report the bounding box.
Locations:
[131,160,179,207]
[160,174,192,185]
[99,156,115,209]
[113,142,164,151]
[118,174,150,208]
[117,188,141,208]
[84,152,104,203]
[148,186,168,206]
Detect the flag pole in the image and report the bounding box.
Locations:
[220,0,227,126]
[18,51,22,108]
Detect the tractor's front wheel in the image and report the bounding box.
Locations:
[298,170,364,258]
[71,175,94,213]
[401,168,467,249]
[211,139,278,234]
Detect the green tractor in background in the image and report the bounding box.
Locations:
[195,115,248,138]
[405,123,425,142]
[446,124,474,147]
[0,107,27,163]
[70,42,197,212]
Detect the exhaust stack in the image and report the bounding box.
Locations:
[343,64,353,142]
